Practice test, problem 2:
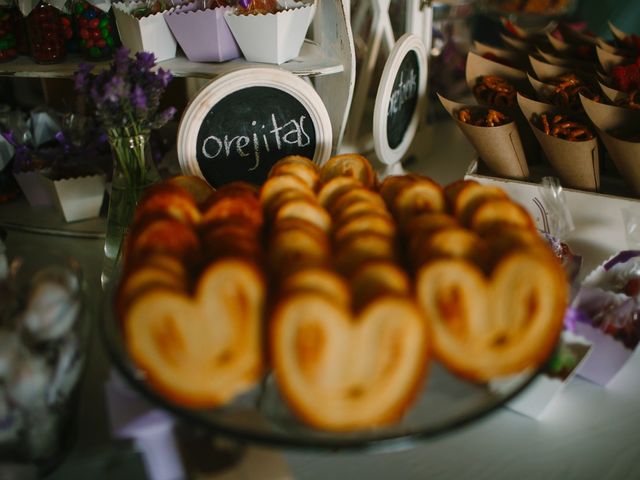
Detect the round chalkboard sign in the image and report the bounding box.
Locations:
[177,68,332,187]
[373,34,427,166]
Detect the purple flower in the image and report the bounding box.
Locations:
[151,106,176,129]
[155,68,173,89]
[73,63,95,93]
[135,51,156,71]
[131,85,147,111]
[102,76,128,103]
[114,47,131,74]
[72,49,174,134]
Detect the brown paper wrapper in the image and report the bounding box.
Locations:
[596,46,627,74]
[466,51,530,94]
[466,51,538,163]
[527,73,604,114]
[595,37,627,55]
[581,95,640,195]
[517,93,600,191]
[438,94,529,179]
[598,81,627,104]
[500,17,557,40]
[473,41,529,71]
[536,49,594,73]
[500,33,532,53]
[557,24,599,46]
[609,21,629,45]
[529,55,574,80]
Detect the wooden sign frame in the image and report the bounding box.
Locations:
[373,33,427,167]
[177,67,333,186]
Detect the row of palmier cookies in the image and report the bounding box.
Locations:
[380,176,568,382]
[267,154,430,432]
[118,176,267,408]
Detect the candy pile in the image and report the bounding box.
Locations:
[74,0,118,60]
[0,5,18,62]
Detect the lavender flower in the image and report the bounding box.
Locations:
[72,47,176,138]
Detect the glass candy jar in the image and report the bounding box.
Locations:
[26,0,66,63]
[0,4,19,62]
[74,0,119,61]
[0,251,88,471]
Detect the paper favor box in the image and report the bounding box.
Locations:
[113,2,177,62]
[224,2,315,64]
[490,330,591,419]
[13,170,54,207]
[43,173,106,222]
[164,3,240,63]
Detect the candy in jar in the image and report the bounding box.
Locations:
[26,0,66,63]
[0,2,19,62]
[73,0,119,61]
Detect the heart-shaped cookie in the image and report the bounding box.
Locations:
[415,252,567,381]
[125,259,265,408]
[271,294,429,431]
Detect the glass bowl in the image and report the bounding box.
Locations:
[100,278,549,452]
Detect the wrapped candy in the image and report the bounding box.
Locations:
[73,0,120,60]
[0,248,88,465]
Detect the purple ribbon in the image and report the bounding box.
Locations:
[604,251,640,271]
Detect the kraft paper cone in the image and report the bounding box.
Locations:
[527,73,603,114]
[536,49,594,73]
[529,55,574,80]
[466,51,538,162]
[598,81,627,103]
[466,51,531,98]
[608,21,630,45]
[500,33,532,53]
[557,23,598,46]
[473,41,529,71]
[500,17,557,40]
[595,37,627,55]
[518,93,600,191]
[596,46,627,74]
[581,95,640,195]
[438,94,529,179]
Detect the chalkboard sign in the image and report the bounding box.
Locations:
[178,68,332,187]
[373,34,428,168]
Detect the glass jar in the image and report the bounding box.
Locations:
[0,250,88,472]
[74,0,119,61]
[26,0,66,64]
[0,5,18,62]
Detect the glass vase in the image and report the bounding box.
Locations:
[101,131,159,286]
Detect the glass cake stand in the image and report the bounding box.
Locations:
[100,283,544,452]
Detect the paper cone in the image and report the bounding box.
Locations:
[473,41,529,71]
[164,3,241,63]
[595,37,627,55]
[557,23,599,46]
[438,94,529,179]
[518,93,600,191]
[608,21,629,45]
[500,17,557,40]
[536,48,594,73]
[224,3,315,64]
[500,33,532,53]
[530,55,576,80]
[467,51,538,161]
[598,80,627,103]
[113,2,177,62]
[527,72,604,114]
[466,51,531,99]
[581,95,640,195]
[596,46,628,74]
